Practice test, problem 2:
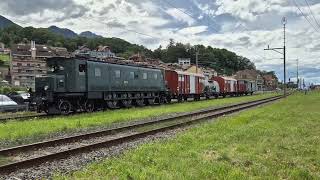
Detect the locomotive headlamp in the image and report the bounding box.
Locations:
[44,86,49,91]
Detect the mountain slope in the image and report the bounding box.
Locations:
[48,26,78,38]
[0,15,19,28]
[79,31,102,38]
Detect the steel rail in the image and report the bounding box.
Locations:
[0,95,281,156]
[0,95,284,174]
[0,94,267,123]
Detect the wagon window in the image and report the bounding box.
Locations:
[154,73,158,80]
[79,64,86,72]
[95,68,101,77]
[115,70,121,78]
[143,73,147,80]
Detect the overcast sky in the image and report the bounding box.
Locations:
[1,0,319,84]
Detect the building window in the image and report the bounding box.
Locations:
[143,73,147,80]
[95,68,101,77]
[115,70,121,78]
[17,63,22,67]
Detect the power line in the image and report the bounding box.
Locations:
[87,17,164,41]
[291,0,320,33]
[304,0,320,29]
[162,0,219,32]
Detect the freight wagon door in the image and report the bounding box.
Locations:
[230,81,235,92]
[190,75,196,94]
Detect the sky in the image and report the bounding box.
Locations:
[0,0,319,85]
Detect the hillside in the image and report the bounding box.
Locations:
[79,31,102,38]
[48,26,78,39]
[0,15,19,29]
[0,16,256,74]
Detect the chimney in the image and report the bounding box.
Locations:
[31,41,36,59]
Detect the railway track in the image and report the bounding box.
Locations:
[0,93,274,123]
[0,95,284,175]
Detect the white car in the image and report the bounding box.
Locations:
[0,94,26,112]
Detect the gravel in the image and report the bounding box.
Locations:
[1,99,278,180]
[2,126,191,180]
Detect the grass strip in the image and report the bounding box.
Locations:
[55,92,320,179]
[0,93,276,145]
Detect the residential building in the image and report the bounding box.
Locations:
[234,69,265,91]
[0,42,10,55]
[263,74,278,90]
[75,45,117,59]
[178,58,191,66]
[10,42,69,89]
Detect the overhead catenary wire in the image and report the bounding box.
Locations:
[304,0,320,29]
[87,17,167,42]
[291,0,320,33]
[162,0,220,32]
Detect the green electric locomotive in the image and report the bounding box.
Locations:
[34,57,169,114]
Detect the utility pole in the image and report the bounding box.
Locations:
[296,59,299,89]
[264,17,287,97]
[196,47,199,73]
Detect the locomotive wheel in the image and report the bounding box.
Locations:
[58,100,71,115]
[84,101,95,112]
[122,100,132,108]
[158,96,165,105]
[177,95,183,102]
[136,99,145,106]
[147,98,155,105]
[107,101,118,109]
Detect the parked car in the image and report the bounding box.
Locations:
[0,94,27,112]
[6,91,30,104]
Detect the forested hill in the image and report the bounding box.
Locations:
[0,25,255,75]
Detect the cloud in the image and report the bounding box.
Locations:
[106,20,126,28]
[178,26,208,35]
[0,0,88,22]
[0,0,319,84]
[166,8,195,26]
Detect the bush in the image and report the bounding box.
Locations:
[0,86,27,94]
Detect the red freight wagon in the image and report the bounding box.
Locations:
[211,76,238,97]
[165,70,205,101]
[237,80,247,94]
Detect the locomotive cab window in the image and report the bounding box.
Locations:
[95,68,101,77]
[115,70,121,78]
[154,73,158,80]
[143,72,147,80]
[129,72,134,79]
[79,64,86,72]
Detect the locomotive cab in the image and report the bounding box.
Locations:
[34,58,87,114]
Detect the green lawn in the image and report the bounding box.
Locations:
[0,54,10,65]
[55,92,320,179]
[0,93,277,146]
